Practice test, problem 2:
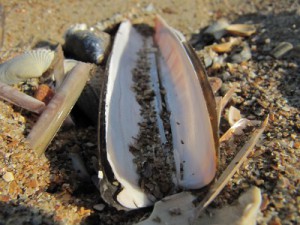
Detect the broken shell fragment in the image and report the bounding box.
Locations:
[228,105,241,126]
[63,24,111,64]
[98,15,218,210]
[220,118,252,142]
[231,42,252,63]
[208,77,222,94]
[210,37,241,53]
[225,24,256,37]
[0,49,54,85]
[204,18,230,40]
[195,186,262,225]
[270,41,293,59]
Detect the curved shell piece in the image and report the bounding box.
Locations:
[228,105,241,126]
[0,49,54,85]
[99,15,217,210]
[225,24,256,37]
[195,187,261,225]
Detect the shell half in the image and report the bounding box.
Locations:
[98,15,218,210]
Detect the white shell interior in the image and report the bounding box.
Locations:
[105,21,152,208]
[105,16,216,209]
[154,17,216,189]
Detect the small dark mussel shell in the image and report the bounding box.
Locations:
[63,24,111,64]
[63,24,111,125]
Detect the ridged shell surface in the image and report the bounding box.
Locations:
[0,49,54,84]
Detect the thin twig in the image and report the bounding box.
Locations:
[195,115,269,218]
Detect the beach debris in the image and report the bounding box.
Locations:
[209,77,223,94]
[210,37,241,53]
[204,18,230,40]
[195,186,262,225]
[26,62,93,156]
[231,42,252,63]
[137,117,268,225]
[228,106,242,126]
[270,42,293,59]
[204,19,256,41]
[0,81,45,113]
[226,24,257,37]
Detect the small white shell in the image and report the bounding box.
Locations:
[0,49,54,84]
[228,105,241,126]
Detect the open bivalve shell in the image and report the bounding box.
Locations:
[98,15,219,210]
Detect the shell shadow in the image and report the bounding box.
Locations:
[0,201,60,225]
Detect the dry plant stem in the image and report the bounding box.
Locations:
[195,115,269,218]
[0,81,45,113]
[219,118,250,142]
[27,62,93,156]
[217,83,238,125]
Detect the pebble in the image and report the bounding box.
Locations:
[265,38,271,44]
[2,172,14,182]
[93,204,105,211]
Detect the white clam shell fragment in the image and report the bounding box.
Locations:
[0,49,54,84]
[228,106,241,126]
[98,15,218,210]
[195,187,262,225]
